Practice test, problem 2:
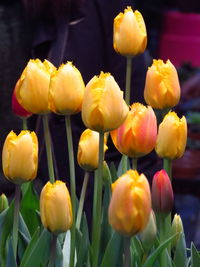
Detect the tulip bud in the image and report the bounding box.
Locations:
[0,194,9,213]
[152,170,174,214]
[108,169,151,236]
[2,130,38,184]
[12,80,32,118]
[155,112,187,160]
[40,180,73,234]
[113,6,147,57]
[140,210,157,251]
[16,59,56,114]
[82,72,129,133]
[49,62,85,115]
[77,129,108,171]
[111,103,157,158]
[144,59,181,109]
[171,214,184,249]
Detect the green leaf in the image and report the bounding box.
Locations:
[131,236,144,266]
[0,202,14,267]
[143,234,178,267]
[100,232,123,267]
[20,182,40,236]
[6,238,17,267]
[20,228,51,267]
[109,162,118,182]
[191,242,200,267]
[173,233,187,267]
[55,237,63,267]
[62,231,71,267]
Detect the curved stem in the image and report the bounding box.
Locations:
[48,234,57,267]
[125,57,132,105]
[42,115,55,183]
[123,236,131,267]
[132,158,137,170]
[12,184,21,260]
[22,118,28,130]
[164,158,172,180]
[92,132,104,267]
[76,171,90,230]
[65,115,76,267]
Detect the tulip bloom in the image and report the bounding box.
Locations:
[40,180,73,233]
[108,170,151,236]
[49,62,85,115]
[77,129,108,171]
[2,130,38,184]
[113,6,147,57]
[152,170,174,214]
[111,103,157,158]
[144,59,181,109]
[82,72,129,133]
[16,59,56,114]
[156,112,187,159]
[12,80,32,118]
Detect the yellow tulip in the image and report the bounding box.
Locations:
[108,170,151,236]
[155,112,187,159]
[77,129,108,171]
[111,103,157,158]
[144,59,181,109]
[40,180,73,234]
[171,214,184,249]
[16,59,56,114]
[49,62,85,115]
[2,130,38,184]
[113,6,147,57]
[81,72,129,133]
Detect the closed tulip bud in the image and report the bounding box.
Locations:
[111,103,157,158]
[12,80,32,118]
[2,130,38,184]
[16,59,56,114]
[40,180,73,234]
[0,194,9,213]
[140,210,157,251]
[156,112,187,160]
[82,72,129,133]
[77,129,108,171]
[152,170,174,214]
[171,214,184,249]
[144,59,181,109]
[49,62,85,115]
[108,170,151,236]
[113,6,147,57]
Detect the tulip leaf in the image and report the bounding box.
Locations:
[6,237,17,267]
[173,233,187,267]
[100,231,123,267]
[109,162,118,182]
[131,236,144,266]
[55,237,63,267]
[20,181,40,236]
[76,214,90,267]
[20,228,51,267]
[191,242,200,267]
[0,202,14,267]
[117,155,130,176]
[143,234,177,267]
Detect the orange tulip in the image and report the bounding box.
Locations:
[144,59,181,109]
[111,103,157,158]
[81,72,129,133]
[113,6,147,57]
[108,170,151,236]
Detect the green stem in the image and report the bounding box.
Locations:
[164,158,172,180]
[132,158,137,170]
[65,115,76,267]
[42,115,55,183]
[125,57,132,105]
[76,171,90,230]
[12,184,21,260]
[22,118,28,130]
[157,214,168,267]
[48,234,57,267]
[123,236,131,267]
[122,155,128,173]
[92,132,104,267]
